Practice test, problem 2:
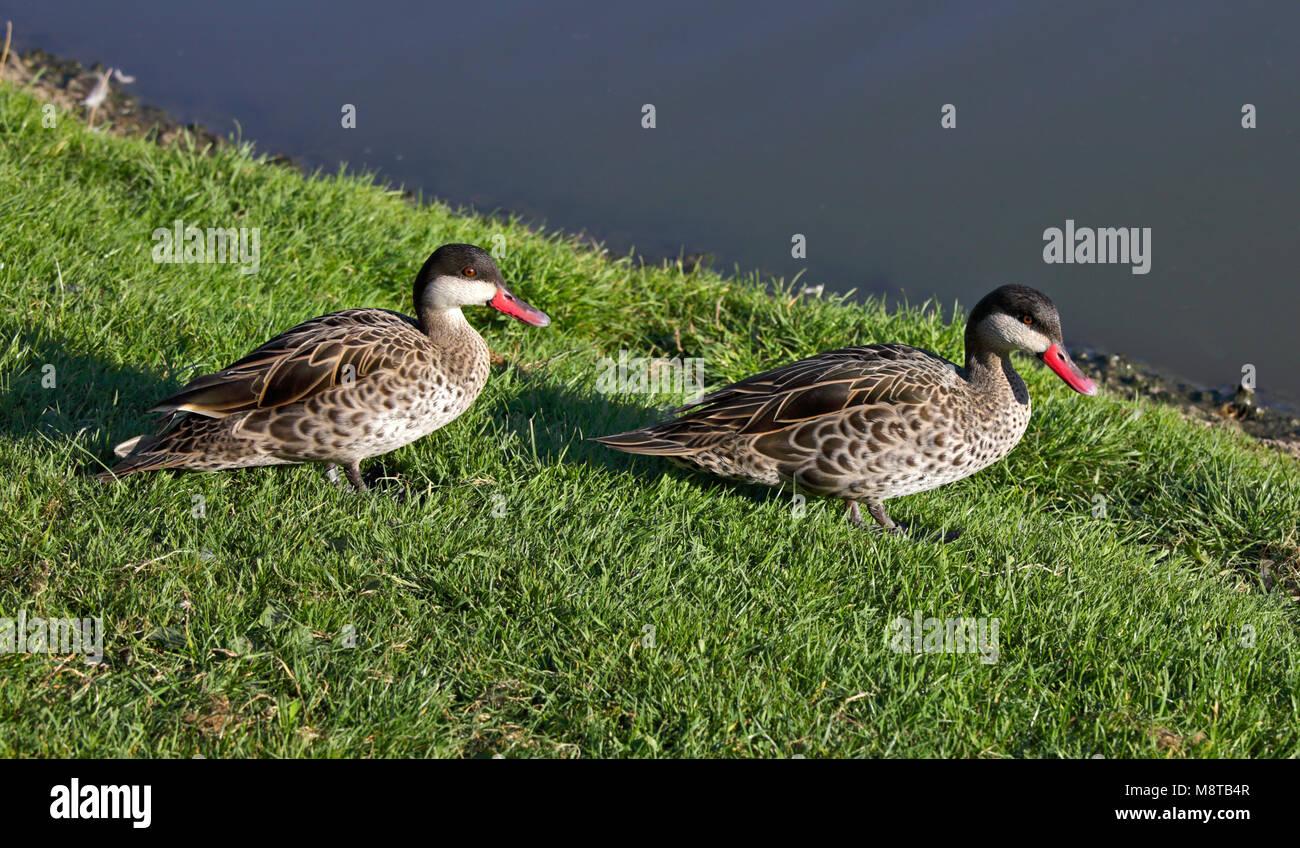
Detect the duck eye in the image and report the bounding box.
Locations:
[1022,315,1033,325]
[462,266,476,278]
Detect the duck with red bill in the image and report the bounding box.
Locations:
[596,283,1099,536]
[99,243,552,493]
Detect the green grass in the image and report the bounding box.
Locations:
[1,83,1298,758]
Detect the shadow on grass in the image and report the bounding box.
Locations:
[489,371,794,509]
[1,338,179,461]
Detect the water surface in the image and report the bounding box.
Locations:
[7,0,1298,405]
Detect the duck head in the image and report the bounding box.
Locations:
[414,243,550,327]
[965,284,1097,396]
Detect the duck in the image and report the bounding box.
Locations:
[98,243,549,491]
[596,285,1096,532]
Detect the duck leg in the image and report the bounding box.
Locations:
[847,500,902,534]
[343,460,368,492]
[326,459,410,498]
[867,500,902,533]
[323,460,368,491]
[324,461,370,492]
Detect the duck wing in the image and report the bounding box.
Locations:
[596,343,959,456]
[148,309,420,418]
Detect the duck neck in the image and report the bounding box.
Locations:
[418,306,478,346]
[417,306,491,389]
[418,306,465,335]
[963,341,1024,401]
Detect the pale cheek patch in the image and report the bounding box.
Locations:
[980,314,1051,354]
[423,276,498,310]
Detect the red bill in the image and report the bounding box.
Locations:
[490,286,550,327]
[1041,343,1097,396]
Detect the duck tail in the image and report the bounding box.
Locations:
[94,433,174,482]
[593,425,700,456]
[96,409,197,480]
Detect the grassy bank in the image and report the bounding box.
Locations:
[1,83,1298,757]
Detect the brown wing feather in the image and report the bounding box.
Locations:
[149,309,417,417]
[596,344,958,455]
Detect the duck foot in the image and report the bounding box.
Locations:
[845,501,962,542]
[322,461,368,491]
[323,461,406,495]
[846,500,904,535]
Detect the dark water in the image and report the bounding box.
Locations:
[7,1,1299,406]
